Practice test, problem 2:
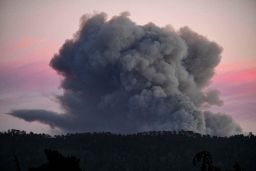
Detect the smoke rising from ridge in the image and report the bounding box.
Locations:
[10,12,241,136]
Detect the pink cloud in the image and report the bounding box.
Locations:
[0,37,37,54]
[0,37,61,92]
[213,67,256,85]
[211,67,256,98]
[0,38,63,120]
[210,65,256,133]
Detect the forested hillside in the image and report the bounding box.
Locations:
[0,130,255,171]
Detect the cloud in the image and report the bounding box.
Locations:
[9,110,68,128]
[9,12,242,136]
[204,111,241,137]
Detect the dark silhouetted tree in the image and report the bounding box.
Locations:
[228,162,242,171]
[193,151,222,171]
[14,155,21,171]
[28,149,81,171]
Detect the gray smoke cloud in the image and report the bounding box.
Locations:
[10,12,241,136]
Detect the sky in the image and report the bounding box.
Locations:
[0,0,255,134]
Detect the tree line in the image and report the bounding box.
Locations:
[0,129,255,170]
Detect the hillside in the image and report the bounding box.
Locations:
[0,130,255,171]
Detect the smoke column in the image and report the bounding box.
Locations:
[10,12,241,136]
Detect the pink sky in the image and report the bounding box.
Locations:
[0,0,255,134]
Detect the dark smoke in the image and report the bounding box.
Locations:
[10,12,241,136]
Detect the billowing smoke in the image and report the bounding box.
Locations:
[10,12,241,136]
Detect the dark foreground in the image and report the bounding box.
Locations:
[0,130,255,171]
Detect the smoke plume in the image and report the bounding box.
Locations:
[10,12,241,136]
